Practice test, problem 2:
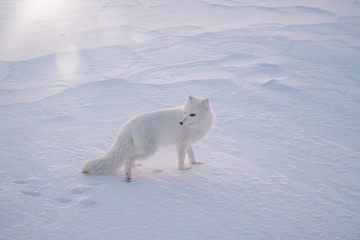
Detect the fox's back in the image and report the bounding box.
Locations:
[121,98,213,147]
[121,107,185,146]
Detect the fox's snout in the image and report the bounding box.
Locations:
[179,117,192,126]
[179,115,186,125]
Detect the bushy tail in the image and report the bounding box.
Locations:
[82,134,132,175]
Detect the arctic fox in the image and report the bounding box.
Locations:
[82,95,214,182]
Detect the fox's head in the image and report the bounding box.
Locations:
[179,95,213,127]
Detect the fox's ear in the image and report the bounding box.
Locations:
[202,98,210,107]
[187,95,194,101]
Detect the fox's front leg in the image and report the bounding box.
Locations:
[187,145,202,165]
[177,144,191,170]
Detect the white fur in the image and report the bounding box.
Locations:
[82,95,214,182]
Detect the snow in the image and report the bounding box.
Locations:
[1,0,360,239]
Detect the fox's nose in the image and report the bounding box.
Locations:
[179,122,183,125]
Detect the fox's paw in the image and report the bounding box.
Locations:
[191,161,203,165]
[125,173,132,183]
[178,166,192,171]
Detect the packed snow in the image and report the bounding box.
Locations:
[1,0,360,239]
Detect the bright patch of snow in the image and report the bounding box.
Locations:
[1,0,360,239]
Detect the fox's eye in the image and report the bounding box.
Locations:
[190,113,196,117]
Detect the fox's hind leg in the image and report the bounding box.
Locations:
[124,134,159,182]
[124,149,157,182]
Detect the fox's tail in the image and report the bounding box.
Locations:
[82,134,132,175]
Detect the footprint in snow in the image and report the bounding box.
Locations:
[70,186,92,195]
[69,186,97,206]
[14,179,44,197]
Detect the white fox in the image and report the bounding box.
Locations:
[82,95,214,182]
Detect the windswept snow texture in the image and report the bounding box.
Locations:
[1,0,360,239]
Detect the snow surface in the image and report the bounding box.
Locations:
[1,0,360,239]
